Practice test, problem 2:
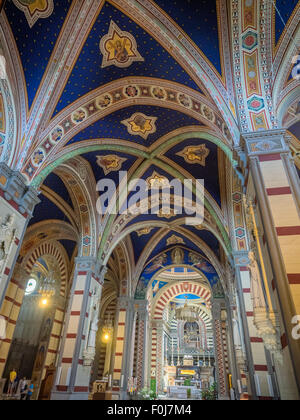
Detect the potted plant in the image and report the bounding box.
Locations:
[138,388,157,400]
[187,388,192,399]
[184,379,191,387]
[202,383,218,401]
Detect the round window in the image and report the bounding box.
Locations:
[25,279,37,295]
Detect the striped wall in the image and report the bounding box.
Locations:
[111,308,126,391]
[54,266,103,397]
[43,308,65,376]
[251,181,300,400]
[97,299,116,379]
[0,275,25,377]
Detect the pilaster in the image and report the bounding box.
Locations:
[51,258,105,400]
[109,296,136,399]
[134,300,149,391]
[212,300,229,400]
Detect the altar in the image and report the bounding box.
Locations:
[167,385,201,400]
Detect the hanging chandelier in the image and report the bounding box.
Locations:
[175,299,199,322]
[102,318,114,343]
[38,270,57,298]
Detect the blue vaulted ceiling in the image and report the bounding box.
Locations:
[28,194,72,227]
[147,231,206,264]
[58,239,77,260]
[130,228,161,264]
[67,105,202,146]
[274,0,299,44]
[43,172,74,209]
[183,226,221,258]
[289,120,300,139]
[4,0,72,110]
[5,0,231,267]
[129,225,221,265]
[154,0,222,74]
[53,1,202,116]
[81,150,138,185]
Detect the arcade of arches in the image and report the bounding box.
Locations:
[0,0,299,401]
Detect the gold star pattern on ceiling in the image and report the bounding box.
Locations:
[121,113,157,140]
[100,20,144,68]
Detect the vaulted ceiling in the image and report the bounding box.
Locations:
[3,0,299,288]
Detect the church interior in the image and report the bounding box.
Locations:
[0,0,299,401]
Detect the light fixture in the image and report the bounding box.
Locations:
[41,298,48,307]
[102,318,113,343]
[38,269,57,299]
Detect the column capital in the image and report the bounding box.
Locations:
[74,256,98,273]
[134,299,148,318]
[242,129,290,158]
[212,300,222,319]
[98,265,108,282]
[116,296,134,310]
[92,265,107,286]
[0,162,40,216]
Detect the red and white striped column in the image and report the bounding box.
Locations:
[244,130,300,393]
[110,297,137,398]
[43,307,65,374]
[110,302,127,394]
[239,266,273,400]
[51,258,104,400]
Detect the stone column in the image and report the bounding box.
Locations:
[109,297,136,399]
[225,296,241,400]
[231,304,249,397]
[243,129,300,395]
[232,252,258,400]
[234,249,280,400]
[51,258,105,400]
[120,298,136,400]
[150,322,158,392]
[42,303,65,376]
[0,163,40,307]
[212,300,229,400]
[135,300,149,390]
[155,319,164,394]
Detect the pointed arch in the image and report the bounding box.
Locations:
[22,239,69,297]
[152,280,212,320]
[54,158,98,258]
